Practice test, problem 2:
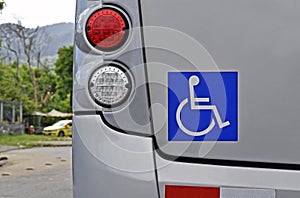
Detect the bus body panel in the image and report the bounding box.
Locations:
[141,0,300,165]
[73,0,300,197]
[72,115,159,198]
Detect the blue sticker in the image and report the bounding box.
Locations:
[168,72,238,141]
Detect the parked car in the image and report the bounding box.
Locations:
[42,120,72,137]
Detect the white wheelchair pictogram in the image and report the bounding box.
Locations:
[176,75,230,136]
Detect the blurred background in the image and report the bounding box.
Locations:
[0,0,75,134]
[0,1,75,197]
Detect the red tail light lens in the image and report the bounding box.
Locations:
[166,186,220,198]
[85,7,130,52]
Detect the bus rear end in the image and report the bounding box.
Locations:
[73,0,300,197]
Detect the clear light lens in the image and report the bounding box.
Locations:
[89,64,132,107]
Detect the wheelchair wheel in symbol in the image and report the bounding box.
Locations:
[175,75,230,137]
[176,98,216,136]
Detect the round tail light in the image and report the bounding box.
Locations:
[88,62,133,108]
[85,7,130,52]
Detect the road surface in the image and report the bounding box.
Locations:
[0,147,72,198]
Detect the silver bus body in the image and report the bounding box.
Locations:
[73,0,300,197]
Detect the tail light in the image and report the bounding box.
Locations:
[85,6,133,108]
[88,62,133,108]
[85,6,130,52]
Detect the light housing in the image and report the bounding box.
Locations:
[88,62,133,108]
[85,7,130,52]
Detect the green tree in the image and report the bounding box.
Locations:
[36,66,57,110]
[53,46,73,112]
[0,63,35,114]
[0,62,57,115]
[0,63,21,101]
[0,1,5,10]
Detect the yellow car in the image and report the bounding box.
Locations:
[42,120,72,137]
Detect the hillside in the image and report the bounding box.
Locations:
[0,22,74,66]
[40,22,74,57]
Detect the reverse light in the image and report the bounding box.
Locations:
[85,7,130,52]
[89,63,133,108]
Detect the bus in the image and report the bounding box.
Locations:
[73,0,300,197]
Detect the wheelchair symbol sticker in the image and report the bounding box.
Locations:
[168,72,238,141]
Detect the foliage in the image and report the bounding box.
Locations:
[54,46,73,98]
[0,1,5,10]
[53,46,73,112]
[0,63,35,114]
[0,62,57,114]
[0,56,73,115]
[0,21,73,120]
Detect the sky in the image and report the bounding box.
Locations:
[0,0,76,28]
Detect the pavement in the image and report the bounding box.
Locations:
[0,141,72,153]
[0,147,72,198]
[0,146,20,153]
[0,141,72,169]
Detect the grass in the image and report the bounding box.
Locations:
[0,134,71,148]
